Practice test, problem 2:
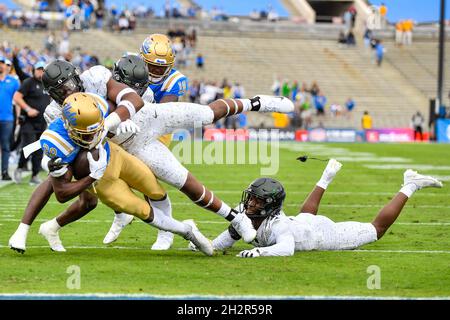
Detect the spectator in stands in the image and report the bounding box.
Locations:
[375,39,385,67]
[267,8,279,22]
[362,111,373,130]
[250,9,260,21]
[271,76,281,96]
[403,19,414,45]
[58,32,70,58]
[44,32,57,55]
[310,81,320,97]
[395,20,404,46]
[338,31,347,46]
[95,6,105,29]
[81,0,94,29]
[13,61,49,185]
[300,96,312,129]
[345,97,355,118]
[0,57,20,180]
[281,79,290,98]
[330,103,343,117]
[343,9,352,32]
[363,28,373,49]
[411,111,425,141]
[118,13,129,32]
[313,91,327,116]
[379,3,388,28]
[232,83,245,99]
[346,29,356,46]
[196,53,204,69]
[291,81,299,101]
[189,80,200,103]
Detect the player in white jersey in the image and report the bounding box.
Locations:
[9,57,295,253]
[190,159,443,257]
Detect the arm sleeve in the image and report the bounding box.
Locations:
[12,55,29,81]
[212,229,239,251]
[257,222,296,257]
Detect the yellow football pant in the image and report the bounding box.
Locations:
[91,142,166,220]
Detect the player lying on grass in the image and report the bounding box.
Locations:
[9,57,294,253]
[189,159,443,257]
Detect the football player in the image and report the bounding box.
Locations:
[108,34,189,250]
[38,92,214,255]
[190,160,443,257]
[9,57,294,253]
[8,58,144,253]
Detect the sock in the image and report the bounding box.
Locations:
[239,99,253,112]
[215,202,236,221]
[400,183,418,198]
[17,223,30,235]
[149,195,172,218]
[49,218,62,231]
[147,206,189,236]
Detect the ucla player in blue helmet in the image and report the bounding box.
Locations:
[141,34,188,105]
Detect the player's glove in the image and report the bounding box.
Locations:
[115,119,141,136]
[48,157,69,178]
[87,144,108,180]
[317,158,342,190]
[237,248,261,258]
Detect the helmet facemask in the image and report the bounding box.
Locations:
[45,74,84,105]
[145,61,173,84]
[66,120,104,149]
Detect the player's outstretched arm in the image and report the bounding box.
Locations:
[300,159,342,215]
[238,233,295,258]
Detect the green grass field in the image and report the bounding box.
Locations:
[0,142,449,298]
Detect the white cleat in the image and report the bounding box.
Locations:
[251,95,294,113]
[151,230,174,250]
[103,213,134,244]
[9,230,27,254]
[38,221,66,252]
[231,212,257,243]
[182,219,214,256]
[404,169,443,189]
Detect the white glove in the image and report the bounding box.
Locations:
[87,144,108,180]
[188,241,198,252]
[237,248,261,258]
[48,157,69,178]
[115,119,141,137]
[317,158,342,190]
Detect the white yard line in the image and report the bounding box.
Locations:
[0,293,448,300]
[0,245,449,254]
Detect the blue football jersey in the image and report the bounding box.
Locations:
[149,68,188,103]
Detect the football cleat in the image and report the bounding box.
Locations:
[103,213,134,244]
[231,212,257,243]
[38,221,66,252]
[182,219,214,256]
[9,229,27,254]
[151,230,174,250]
[403,169,443,189]
[250,95,294,113]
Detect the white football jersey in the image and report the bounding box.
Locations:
[142,87,154,104]
[79,65,112,98]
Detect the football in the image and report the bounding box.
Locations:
[72,148,99,180]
